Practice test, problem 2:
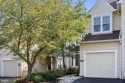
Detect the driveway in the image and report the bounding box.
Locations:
[72,77,125,83]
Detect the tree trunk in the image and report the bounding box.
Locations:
[26,63,33,81]
[62,44,66,71]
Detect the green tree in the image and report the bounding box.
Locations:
[0,0,89,80]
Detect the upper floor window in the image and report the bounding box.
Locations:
[94,17,101,32]
[103,16,110,31]
[92,15,112,34]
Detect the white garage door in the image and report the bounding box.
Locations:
[3,60,18,77]
[84,52,116,78]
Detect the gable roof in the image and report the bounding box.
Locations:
[89,0,118,15]
[81,30,120,42]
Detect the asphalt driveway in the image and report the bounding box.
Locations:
[73,77,125,83]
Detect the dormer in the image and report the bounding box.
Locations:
[89,0,116,35]
[81,0,121,43]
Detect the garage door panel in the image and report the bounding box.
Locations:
[85,52,115,78]
[3,60,17,77]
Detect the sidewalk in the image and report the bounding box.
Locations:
[0,78,15,83]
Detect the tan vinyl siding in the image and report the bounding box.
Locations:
[32,60,48,73]
[113,13,121,30]
[80,42,121,78]
[51,63,57,70]
[121,1,125,79]
[92,0,112,15]
[87,16,91,33]
[87,21,91,33]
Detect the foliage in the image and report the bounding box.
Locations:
[0,0,89,80]
[38,55,57,66]
[53,44,79,70]
[32,74,44,83]
[13,78,27,83]
[44,71,57,80]
[30,70,66,81]
[44,70,65,80]
[14,69,78,83]
[66,67,78,75]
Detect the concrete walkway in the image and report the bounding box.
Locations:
[56,74,81,83]
[0,78,15,83]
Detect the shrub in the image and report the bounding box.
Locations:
[66,67,78,75]
[56,70,66,77]
[32,75,44,83]
[51,70,65,77]
[13,77,27,83]
[43,70,66,80]
[26,70,66,82]
[76,68,80,76]
[44,71,56,80]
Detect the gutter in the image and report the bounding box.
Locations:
[80,39,120,44]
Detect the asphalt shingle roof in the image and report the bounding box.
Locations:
[109,0,119,9]
[82,30,120,42]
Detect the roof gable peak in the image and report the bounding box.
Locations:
[89,0,116,15]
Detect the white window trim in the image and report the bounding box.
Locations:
[83,50,118,78]
[91,13,113,35]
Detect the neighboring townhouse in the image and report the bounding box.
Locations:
[0,49,21,77]
[0,49,49,77]
[0,43,80,77]
[56,44,80,70]
[0,42,80,77]
[80,0,125,79]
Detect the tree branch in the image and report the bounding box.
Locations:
[31,47,45,65]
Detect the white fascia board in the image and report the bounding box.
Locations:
[80,39,120,44]
[89,0,116,15]
[89,0,100,15]
[103,0,116,11]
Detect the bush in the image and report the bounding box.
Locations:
[25,70,66,82]
[66,67,78,75]
[32,74,44,83]
[44,71,56,80]
[43,70,66,80]
[52,70,65,78]
[76,68,80,76]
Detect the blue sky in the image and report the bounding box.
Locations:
[72,0,98,10]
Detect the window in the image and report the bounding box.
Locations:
[94,17,101,32]
[103,16,110,31]
[75,54,79,66]
[93,15,111,34]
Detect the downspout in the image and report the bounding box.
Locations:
[117,0,122,79]
[119,31,122,79]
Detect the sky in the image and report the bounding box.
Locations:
[72,0,98,10]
